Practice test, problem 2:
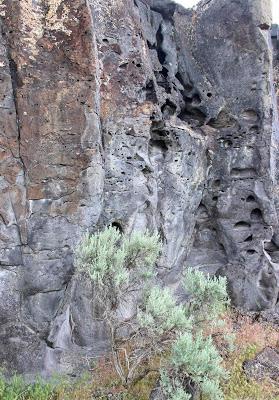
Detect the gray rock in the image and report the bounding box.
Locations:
[0,0,278,377]
[244,347,279,385]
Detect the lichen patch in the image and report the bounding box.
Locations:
[0,0,6,17]
[18,0,45,62]
[44,0,72,36]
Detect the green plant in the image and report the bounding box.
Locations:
[170,332,226,400]
[26,379,55,400]
[160,370,192,400]
[0,375,26,400]
[75,227,160,311]
[75,228,230,399]
[138,286,192,336]
[159,270,230,400]
[75,226,162,386]
[223,344,279,400]
[183,269,229,325]
[0,374,55,400]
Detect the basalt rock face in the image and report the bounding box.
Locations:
[272,25,279,111]
[0,0,278,376]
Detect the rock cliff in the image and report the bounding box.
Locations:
[0,0,278,377]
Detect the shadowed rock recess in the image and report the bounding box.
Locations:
[0,0,278,376]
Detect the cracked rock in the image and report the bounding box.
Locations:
[0,0,278,376]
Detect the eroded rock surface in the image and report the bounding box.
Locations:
[0,0,278,376]
[244,347,279,385]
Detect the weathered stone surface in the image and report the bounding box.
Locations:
[0,0,278,376]
[244,347,279,385]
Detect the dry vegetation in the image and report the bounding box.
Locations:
[222,312,279,400]
[0,310,278,400]
[78,311,279,400]
[62,311,279,400]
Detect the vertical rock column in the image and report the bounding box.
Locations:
[0,0,104,374]
[181,0,279,310]
[0,3,27,370]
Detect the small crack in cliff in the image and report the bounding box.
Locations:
[6,50,28,246]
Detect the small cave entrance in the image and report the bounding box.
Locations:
[246,249,257,255]
[156,24,166,65]
[111,221,124,233]
[250,208,263,222]
[144,79,157,103]
[161,99,177,118]
[233,221,251,230]
[207,110,236,129]
[178,91,206,126]
[246,195,256,203]
[148,121,171,155]
[244,235,253,242]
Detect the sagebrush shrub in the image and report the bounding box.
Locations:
[75,227,160,309]
[138,286,192,335]
[183,268,229,324]
[169,332,226,400]
[159,269,230,400]
[75,228,230,399]
[75,227,162,385]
